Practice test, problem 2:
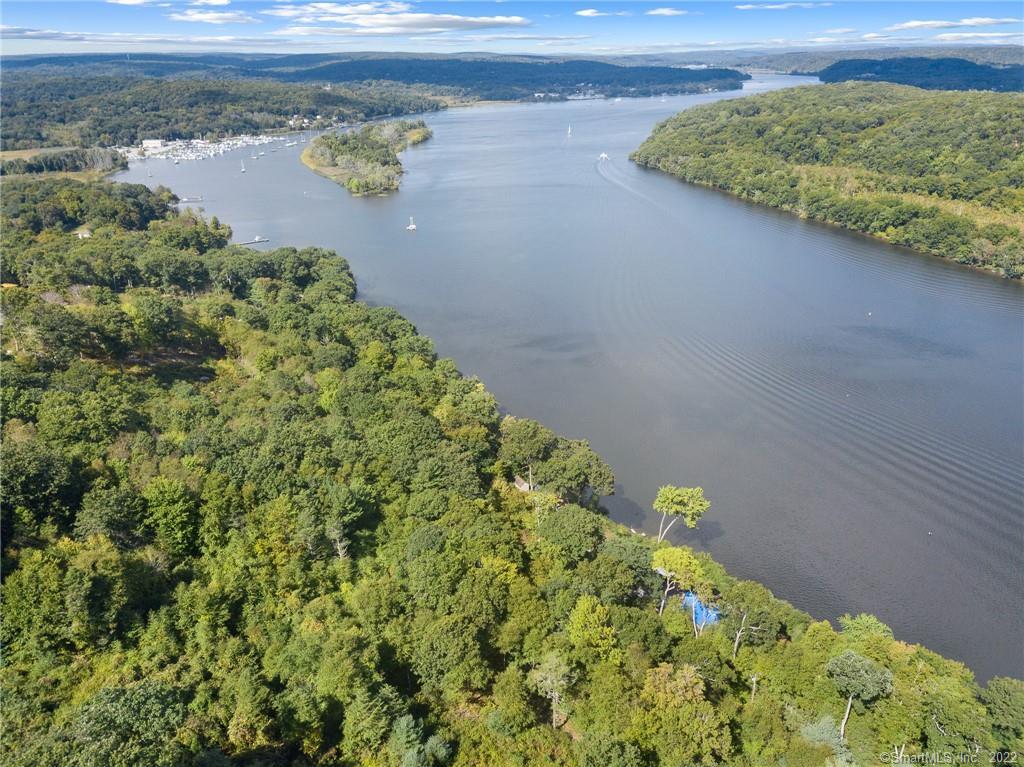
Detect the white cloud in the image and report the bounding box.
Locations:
[0,24,269,45]
[275,17,527,36]
[260,2,528,35]
[262,3,414,19]
[646,8,689,16]
[824,27,856,34]
[424,32,590,46]
[885,17,1020,31]
[860,32,889,40]
[735,3,832,9]
[191,0,231,5]
[934,31,1023,41]
[455,33,589,42]
[575,8,631,17]
[106,0,150,5]
[168,9,258,23]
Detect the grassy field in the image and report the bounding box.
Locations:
[0,147,60,161]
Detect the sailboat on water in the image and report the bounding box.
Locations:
[406,217,417,232]
[567,124,572,138]
[240,160,246,173]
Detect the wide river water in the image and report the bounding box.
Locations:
[116,74,1024,681]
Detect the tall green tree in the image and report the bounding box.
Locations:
[529,652,573,728]
[826,650,894,740]
[651,547,704,616]
[721,581,782,660]
[499,416,556,490]
[652,485,709,542]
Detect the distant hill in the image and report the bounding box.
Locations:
[605,45,1024,72]
[277,58,748,100]
[817,57,1024,92]
[0,53,747,149]
[0,51,747,99]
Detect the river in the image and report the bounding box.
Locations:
[115,74,1024,681]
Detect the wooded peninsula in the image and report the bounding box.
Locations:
[632,82,1024,277]
[301,120,433,195]
[2,178,1020,767]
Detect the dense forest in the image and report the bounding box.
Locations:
[1,52,748,102]
[0,76,446,150]
[0,56,746,151]
[632,82,1024,277]
[302,120,433,195]
[1,178,1021,767]
[274,59,748,101]
[817,58,1024,92]
[0,147,127,176]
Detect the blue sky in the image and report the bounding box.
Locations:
[2,1,1022,55]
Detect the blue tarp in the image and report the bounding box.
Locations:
[681,591,720,629]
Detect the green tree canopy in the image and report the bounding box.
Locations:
[652,485,710,542]
[826,650,894,739]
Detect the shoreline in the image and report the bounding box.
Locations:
[109,78,1021,678]
[634,163,1020,280]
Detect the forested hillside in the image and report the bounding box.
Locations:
[1,52,748,102]
[0,76,446,150]
[817,58,1024,92]
[2,179,1021,767]
[302,120,433,195]
[0,56,747,151]
[276,58,748,100]
[632,82,1024,276]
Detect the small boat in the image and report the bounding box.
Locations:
[599,152,609,161]
[258,151,265,156]
[240,160,246,173]
[285,141,298,147]
[567,124,572,138]
[406,217,417,232]
[173,158,180,165]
